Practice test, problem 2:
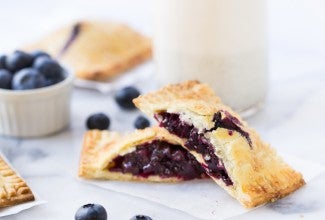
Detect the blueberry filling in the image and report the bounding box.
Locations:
[206,111,252,146]
[109,140,206,180]
[59,23,81,56]
[155,112,238,186]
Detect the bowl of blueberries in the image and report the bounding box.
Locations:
[0,50,74,137]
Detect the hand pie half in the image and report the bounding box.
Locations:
[0,156,35,208]
[134,80,305,208]
[79,127,207,182]
[27,21,152,81]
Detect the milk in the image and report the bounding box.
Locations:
[154,0,268,113]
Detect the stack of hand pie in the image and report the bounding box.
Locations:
[79,81,305,208]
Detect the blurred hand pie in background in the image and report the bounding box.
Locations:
[26,21,152,81]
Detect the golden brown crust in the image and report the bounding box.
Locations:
[134,80,305,208]
[134,80,222,117]
[0,156,35,208]
[26,21,152,81]
[78,127,190,182]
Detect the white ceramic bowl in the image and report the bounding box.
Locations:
[0,70,74,138]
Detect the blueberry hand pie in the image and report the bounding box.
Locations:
[27,21,152,81]
[134,80,305,207]
[79,127,207,182]
[0,156,35,208]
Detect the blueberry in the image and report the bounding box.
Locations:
[151,148,165,159]
[142,164,155,174]
[75,203,107,220]
[12,68,46,90]
[0,69,13,89]
[45,75,65,87]
[122,161,139,174]
[130,215,153,220]
[86,113,110,130]
[5,50,33,72]
[134,116,150,129]
[171,150,185,162]
[114,86,140,110]
[33,56,63,80]
[30,50,51,60]
[0,55,7,69]
[161,147,171,158]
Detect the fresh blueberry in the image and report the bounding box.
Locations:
[0,55,7,69]
[30,50,51,60]
[5,50,33,72]
[33,56,63,80]
[75,203,107,220]
[86,113,110,130]
[130,215,153,220]
[0,69,13,89]
[46,72,65,86]
[114,86,140,110]
[12,68,46,90]
[134,116,150,129]
[44,75,65,87]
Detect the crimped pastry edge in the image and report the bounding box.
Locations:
[0,156,35,208]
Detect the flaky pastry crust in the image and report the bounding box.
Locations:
[134,80,305,208]
[26,21,152,81]
[0,156,35,208]
[79,127,195,182]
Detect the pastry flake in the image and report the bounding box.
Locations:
[27,21,152,81]
[0,156,35,208]
[134,80,305,208]
[79,127,207,182]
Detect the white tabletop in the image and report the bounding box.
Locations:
[0,0,325,219]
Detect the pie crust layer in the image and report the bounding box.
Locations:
[26,21,152,81]
[133,80,305,208]
[0,156,35,208]
[79,127,206,182]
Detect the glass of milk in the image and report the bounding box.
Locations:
[153,0,268,115]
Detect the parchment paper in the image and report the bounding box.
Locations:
[0,153,46,218]
[82,154,324,219]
